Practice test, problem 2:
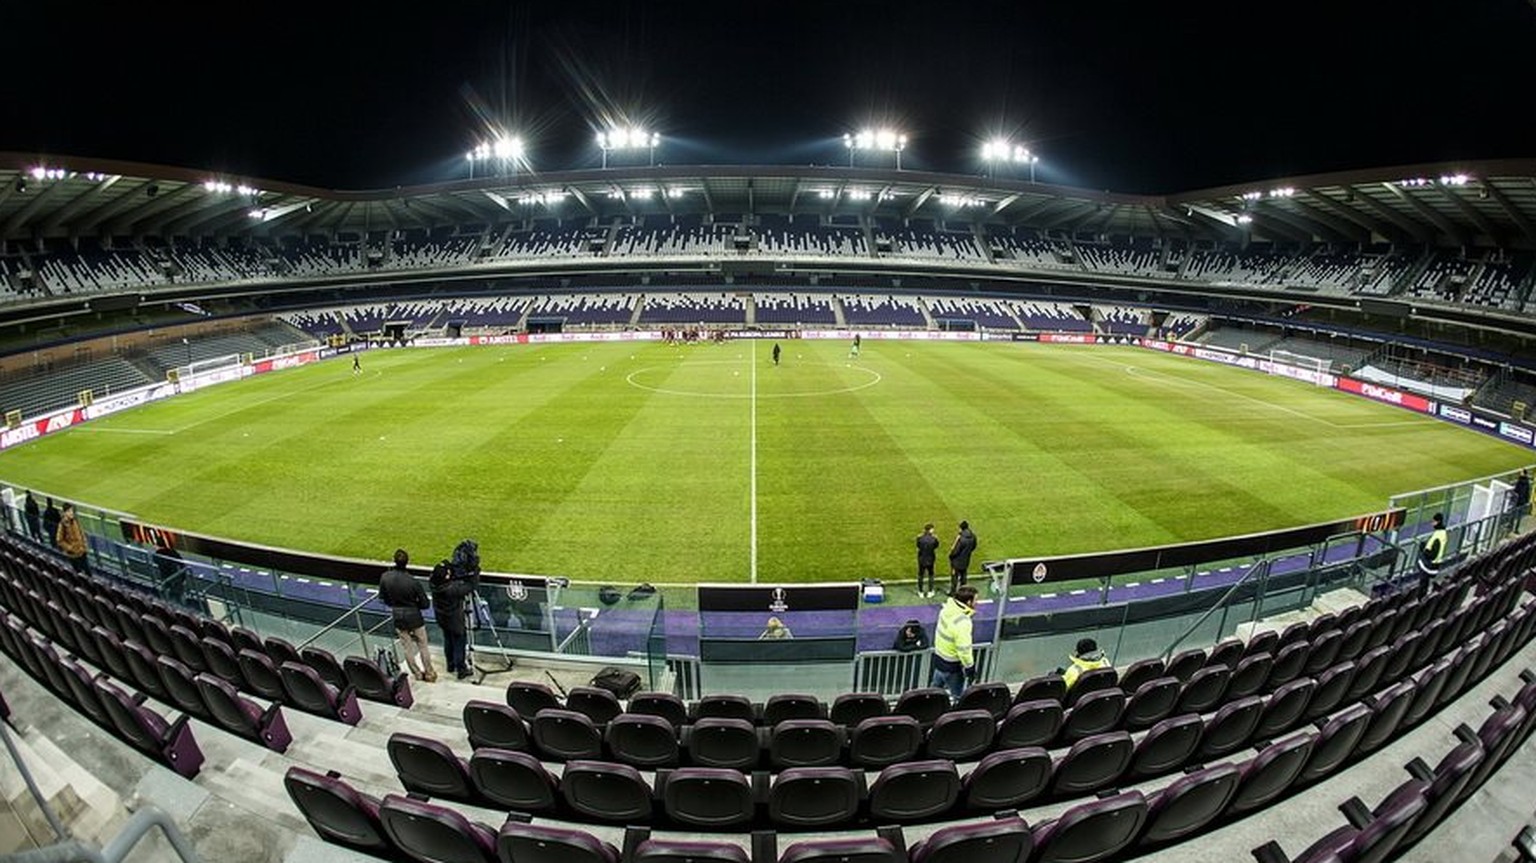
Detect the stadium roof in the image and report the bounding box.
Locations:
[3,153,1536,249]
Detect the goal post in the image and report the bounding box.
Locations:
[1270,348,1331,383]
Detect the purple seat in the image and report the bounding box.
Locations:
[506,680,562,718]
[1257,780,1428,863]
[230,626,265,655]
[769,718,843,769]
[1138,763,1241,848]
[996,699,1064,749]
[199,637,246,687]
[1336,619,1374,662]
[530,709,603,761]
[1207,638,1244,669]
[379,794,496,863]
[956,683,1012,721]
[1304,630,1344,676]
[284,767,388,855]
[1031,790,1148,863]
[926,708,996,761]
[1123,677,1180,730]
[778,838,899,863]
[343,654,413,708]
[1244,629,1279,659]
[1344,646,1392,703]
[88,626,135,685]
[694,694,756,723]
[1050,731,1134,797]
[1254,678,1316,742]
[764,693,826,725]
[1297,703,1372,786]
[634,838,748,863]
[560,760,653,823]
[849,714,922,768]
[963,746,1051,810]
[155,655,208,717]
[1196,695,1263,759]
[1060,688,1125,743]
[687,717,760,770]
[659,767,754,829]
[1400,657,1454,729]
[1278,621,1312,647]
[1226,731,1317,815]
[830,692,889,727]
[606,712,680,768]
[195,672,291,752]
[463,700,528,751]
[237,648,288,701]
[467,748,557,812]
[1226,652,1273,700]
[894,688,952,725]
[1397,740,1485,850]
[629,691,688,728]
[264,637,303,668]
[121,640,170,701]
[497,821,619,863]
[1304,661,1358,722]
[1128,713,1203,780]
[869,759,959,822]
[280,661,362,725]
[388,732,474,801]
[299,646,348,692]
[566,685,623,725]
[1356,681,1415,756]
[1116,658,1165,694]
[1267,641,1312,691]
[909,816,1033,863]
[167,624,209,673]
[1175,665,1230,714]
[1165,648,1207,683]
[140,615,175,657]
[1065,667,1118,707]
[769,766,862,828]
[1014,674,1067,705]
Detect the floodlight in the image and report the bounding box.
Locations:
[1237,214,1254,224]
[597,127,661,167]
[30,167,47,180]
[845,127,908,169]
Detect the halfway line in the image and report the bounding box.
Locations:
[750,340,759,584]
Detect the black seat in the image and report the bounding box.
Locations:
[849,714,923,768]
[88,626,136,684]
[605,712,680,768]
[1014,674,1067,705]
[955,682,1012,720]
[1050,730,1134,797]
[1122,677,1179,730]
[829,692,889,727]
[1196,695,1263,759]
[778,838,899,863]
[264,637,303,667]
[1266,641,1311,691]
[769,766,863,829]
[996,699,1064,749]
[100,674,200,777]
[237,648,288,701]
[230,626,266,655]
[1277,621,1311,647]
[634,838,748,863]
[155,655,208,717]
[1059,688,1125,743]
[280,661,363,725]
[768,719,844,768]
[1357,680,1415,756]
[1031,790,1148,863]
[59,658,108,726]
[388,732,475,801]
[1401,656,1455,729]
[962,746,1051,810]
[137,615,174,660]
[122,640,170,701]
[1116,658,1165,694]
[1137,763,1241,849]
[1226,731,1317,815]
[1296,703,1372,787]
[1226,652,1272,700]
[1175,665,1230,714]
[894,687,951,725]
[1303,629,1343,676]
[195,672,292,752]
[1165,648,1207,683]
[200,637,246,687]
[506,680,562,718]
[659,767,755,829]
[1397,740,1485,850]
[1304,660,1357,722]
[467,748,557,812]
[686,717,760,770]
[868,759,959,822]
[1337,619,1374,662]
[560,760,654,823]
[566,685,623,725]
[530,709,604,761]
[1128,713,1203,780]
[629,692,689,727]
[167,624,209,673]
[1243,629,1278,659]
[283,767,390,857]
[1065,667,1117,707]
[344,654,414,708]
[497,821,618,863]
[926,708,996,761]
[694,694,756,723]
[1206,638,1244,669]
[379,794,496,863]
[909,817,1033,863]
[1253,678,1315,742]
[763,693,825,726]
[1344,645,1393,703]
[299,646,348,692]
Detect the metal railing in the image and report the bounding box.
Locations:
[295,591,380,652]
[1157,559,1272,662]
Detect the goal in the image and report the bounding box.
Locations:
[1269,349,1332,384]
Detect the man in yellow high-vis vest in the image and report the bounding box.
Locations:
[1415,512,1449,598]
[930,585,978,700]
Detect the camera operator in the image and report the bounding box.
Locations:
[430,560,478,680]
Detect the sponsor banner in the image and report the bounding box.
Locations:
[1038,333,1095,344]
[799,329,980,342]
[178,364,251,394]
[410,337,464,347]
[1335,377,1432,413]
[697,583,862,613]
[1499,422,1534,445]
[1007,332,1040,342]
[83,383,178,420]
[471,334,528,346]
[250,350,320,375]
[721,329,800,340]
[1438,405,1473,425]
[1259,360,1336,388]
[0,408,84,452]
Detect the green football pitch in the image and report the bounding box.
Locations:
[0,340,1529,585]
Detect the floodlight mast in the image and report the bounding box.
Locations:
[467,134,525,178]
[980,137,1041,182]
[598,128,661,168]
[844,128,908,170]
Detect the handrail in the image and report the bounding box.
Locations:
[1158,558,1271,662]
[295,590,380,650]
[3,807,202,863]
[0,720,67,842]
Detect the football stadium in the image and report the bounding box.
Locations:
[2,5,1536,863]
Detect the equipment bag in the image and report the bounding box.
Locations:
[589,667,642,699]
[377,646,402,679]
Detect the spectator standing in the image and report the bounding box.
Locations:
[1511,470,1531,526]
[56,504,89,574]
[430,561,478,680]
[41,498,61,549]
[1062,638,1111,692]
[915,523,940,598]
[22,492,40,542]
[930,585,978,701]
[379,549,436,682]
[1415,513,1450,598]
[948,520,977,592]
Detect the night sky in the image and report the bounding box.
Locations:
[3,1,1534,194]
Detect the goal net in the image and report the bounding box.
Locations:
[1270,349,1331,383]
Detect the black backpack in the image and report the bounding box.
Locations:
[589,667,642,699]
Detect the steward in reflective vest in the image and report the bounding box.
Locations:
[1062,637,1111,691]
[930,585,979,700]
[1416,512,1449,597]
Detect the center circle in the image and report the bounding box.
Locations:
[625,358,883,399]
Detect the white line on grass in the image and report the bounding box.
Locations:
[750,341,759,584]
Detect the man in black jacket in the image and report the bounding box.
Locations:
[430,561,478,680]
[379,549,435,682]
[41,498,61,550]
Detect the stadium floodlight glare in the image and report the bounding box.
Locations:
[203,180,234,193]
[597,127,661,168]
[980,137,1039,181]
[1236,214,1254,224]
[844,127,908,170]
[937,193,984,208]
[1439,173,1469,186]
[1269,187,1295,198]
[467,135,526,178]
[1240,191,1263,201]
[30,166,68,181]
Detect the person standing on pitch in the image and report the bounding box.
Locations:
[379,549,436,682]
[1415,513,1449,598]
[916,522,940,598]
[352,354,362,375]
[772,342,781,366]
[930,585,978,701]
[849,333,861,359]
[948,520,977,593]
